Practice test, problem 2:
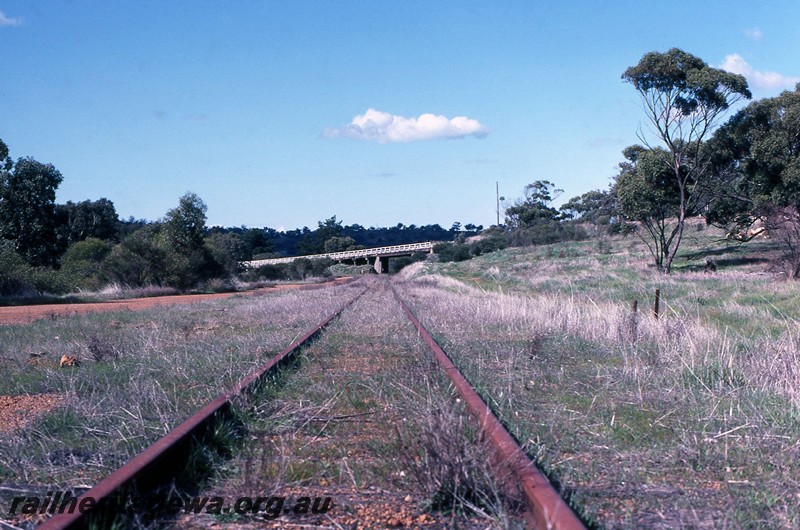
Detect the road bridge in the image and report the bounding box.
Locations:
[243,241,436,273]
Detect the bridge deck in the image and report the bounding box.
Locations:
[243,241,436,268]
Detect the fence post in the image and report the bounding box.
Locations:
[654,288,660,320]
[630,299,638,342]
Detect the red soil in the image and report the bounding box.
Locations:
[0,278,354,325]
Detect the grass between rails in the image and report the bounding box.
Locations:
[394,229,800,529]
[0,282,362,526]
[184,277,523,529]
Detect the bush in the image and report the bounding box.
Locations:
[289,258,314,280]
[205,232,248,276]
[103,226,167,287]
[288,257,334,280]
[469,236,506,256]
[434,243,471,263]
[199,277,237,293]
[252,252,281,260]
[389,251,429,273]
[608,221,636,235]
[60,238,112,291]
[505,221,587,247]
[596,237,613,255]
[0,241,74,296]
[0,241,34,296]
[102,224,226,291]
[309,257,335,278]
[162,246,222,291]
[243,264,286,282]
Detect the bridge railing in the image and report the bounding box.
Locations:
[243,241,437,268]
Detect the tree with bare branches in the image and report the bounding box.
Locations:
[622,48,751,272]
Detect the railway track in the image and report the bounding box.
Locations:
[391,286,585,530]
[34,279,585,530]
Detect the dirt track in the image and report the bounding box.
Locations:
[0,278,354,325]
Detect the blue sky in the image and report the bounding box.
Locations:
[1,1,798,230]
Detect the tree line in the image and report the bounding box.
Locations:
[0,141,477,296]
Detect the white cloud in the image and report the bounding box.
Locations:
[721,54,799,92]
[323,108,489,143]
[0,10,22,27]
[744,27,763,42]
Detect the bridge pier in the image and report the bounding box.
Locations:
[373,256,389,274]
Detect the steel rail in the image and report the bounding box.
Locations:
[391,285,586,530]
[38,285,367,530]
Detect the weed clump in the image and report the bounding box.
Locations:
[86,335,118,362]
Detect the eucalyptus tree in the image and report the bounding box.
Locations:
[163,192,208,252]
[0,139,11,171]
[0,156,64,266]
[504,180,562,228]
[708,85,800,213]
[622,48,751,272]
[705,85,800,275]
[616,145,683,269]
[161,192,220,289]
[560,188,617,225]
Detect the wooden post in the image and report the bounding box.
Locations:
[654,288,660,320]
[630,299,638,341]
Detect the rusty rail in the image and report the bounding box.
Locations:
[38,286,366,530]
[392,285,586,530]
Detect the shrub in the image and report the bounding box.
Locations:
[434,243,471,263]
[252,252,281,261]
[608,221,636,236]
[390,251,429,273]
[60,238,112,291]
[596,237,613,255]
[469,236,506,256]
[505,221,587,247]
[0,241,35,296]
[0,241,74,296]
[241,258,334,282]
[103,226,167,287]
[243,264,285,281]
[200,277,237,293]
[205,232,248,277]
[289,258,314,280]
[162,246,222,291]
[308,257,335,278]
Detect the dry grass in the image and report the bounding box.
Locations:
[393,232,800,528]
[0,282,362,513]
[190,277,520,528]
